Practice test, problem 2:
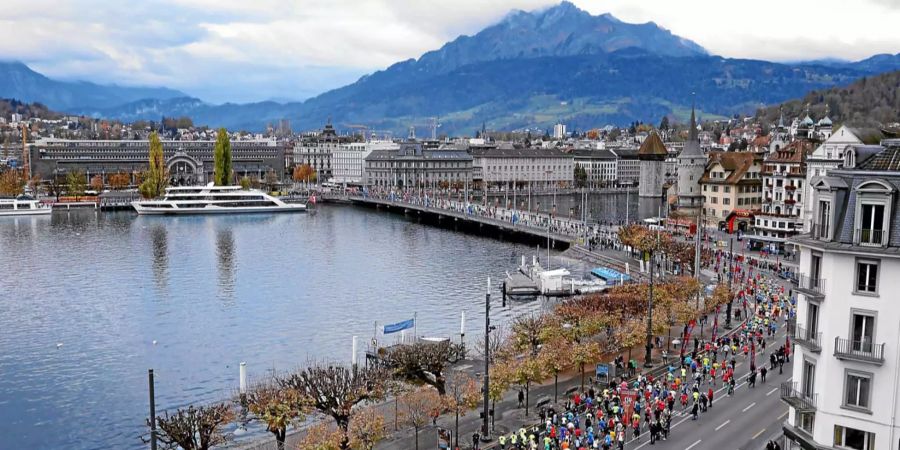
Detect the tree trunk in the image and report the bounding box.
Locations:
[525,381,530,417]
[336,415,351,450]
[395,397,399,431]
[580,363,585,391]
[554,373,558,402]
[275,428,286,450]
[455,411,459,449]
[414,427,419,450]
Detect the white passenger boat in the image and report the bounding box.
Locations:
[131,184,307,215]
[0,195,52,216]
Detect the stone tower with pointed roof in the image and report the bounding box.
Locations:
[638,131,667,197]
[676,105,705,216]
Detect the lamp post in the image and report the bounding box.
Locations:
[644,249,655,368]
[481,277,492,441]
[725,237,734,329]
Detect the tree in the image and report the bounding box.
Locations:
[511,314,546,357]
[148,403,233,450]
[507,355,544,417]
[383,340,464,396]
[240,176,251,190]
[659,116,670,132]
[0,170,24,196]
[108,172,130,190]
[573,165,587,188]
[280,365,387,450]
[213,128,232,186]
[398,388,441,450]
[348,407,387,450]
[46,173,64,200]
[264,169,279,192]
[444,371,479,449]
[537,339,571,402]
[90,174,103,192]
[570,340,602,391]
[140,132,167,198]
[66,170,86,200]
[296,422,344,450]
[293,164,316,185]
[242,381,308,450]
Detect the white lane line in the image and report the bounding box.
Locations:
[786,377,793,382]
[778,411,788,420]
[743,402,757,412]
[766,387,778,396]
[685,439,703,450]
[715,419,731,431]
[752,428,767,440]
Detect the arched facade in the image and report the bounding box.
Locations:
[167,152,205,186]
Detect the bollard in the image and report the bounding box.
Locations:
[352,336,358,368]
[239,362,247,395]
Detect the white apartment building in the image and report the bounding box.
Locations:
[553,122,567,139]
[801,126,864,231]
[784,140,900,450]
[470,147,574,190]
[331,140,398,185]
[573,149,618,188]
[754,140,813,246]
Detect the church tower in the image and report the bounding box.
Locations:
[638,131,667,197]
[676,104,705,216]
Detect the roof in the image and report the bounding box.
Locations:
[638,132,668,160]
[679,105,703,158]
[700,151,761,184]
[856,145,900,171]
[611,148,640,160]
[469,147,572,159]
[572,149,617,160]
[765,140,814,164]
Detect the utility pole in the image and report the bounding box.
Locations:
[644,249,655,368]
[481,277,492,441]
[694,212,702,308]
[148,369,157,450]
[725,237,734,329]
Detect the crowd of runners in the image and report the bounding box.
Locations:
[478,252,795,450]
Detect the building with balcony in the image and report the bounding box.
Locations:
[292,122,348,181]
[573,149,617,188]
[783,139,900,450]
[754,140,814,248]
[331,140,398,185]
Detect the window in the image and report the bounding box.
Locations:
[858,203,885,245]
[818,200,832,239]
[724,186,730,193]
[802,360,816,398]
[833,425,875,450]
[851,312,876,353]
[724,198,730,205]
[844,371,872,411]
[855,260,879,294]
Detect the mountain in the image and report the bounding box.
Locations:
[5,2,900,134]
[403,1,705,76]
[756,70,900,129]
[0,61,185,111]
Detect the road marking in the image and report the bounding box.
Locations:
[685,439,703,450]
[778,411,788,420]
[767,387,778,396]
[743,402,757,412]
[715,419,730,431]
[786,377,792,382]
[752,428,767,440]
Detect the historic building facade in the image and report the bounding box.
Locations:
[638,131,667,197]
[364,140,472,189]
[676,107,706,216]
[30,138,284,185]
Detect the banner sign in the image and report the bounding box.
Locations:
[383,318,415,334]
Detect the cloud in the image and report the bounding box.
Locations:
[0,0,898,104]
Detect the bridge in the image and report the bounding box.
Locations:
[337,194,581,248]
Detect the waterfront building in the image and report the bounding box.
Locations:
[572,149,617,188]
[753,140,813,244]
[292,122,346,181]
[332,140,398,185]
[611,148,640,187]
[676,106,706,217]
[30,138,284,185]
[364,140,472,189]
[783,139,900,450]
[471,145,573,191]
[638,131,667,197]
[699,151,763,229]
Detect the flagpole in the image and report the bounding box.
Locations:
[414,312,417,341]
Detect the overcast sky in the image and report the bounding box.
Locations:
[3,0,899,103]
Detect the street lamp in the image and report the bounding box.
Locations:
[644,247,655,368]
[481,277,492,441]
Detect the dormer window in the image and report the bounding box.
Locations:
[854,180,894,247]
[844,149,856,168]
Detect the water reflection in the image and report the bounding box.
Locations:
[150,224,168,292]
[216,228,235,300]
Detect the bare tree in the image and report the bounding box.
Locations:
[382,340,464,396]
[474,324,509,364]
[146,403,233,450]
[280,364,387,450]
